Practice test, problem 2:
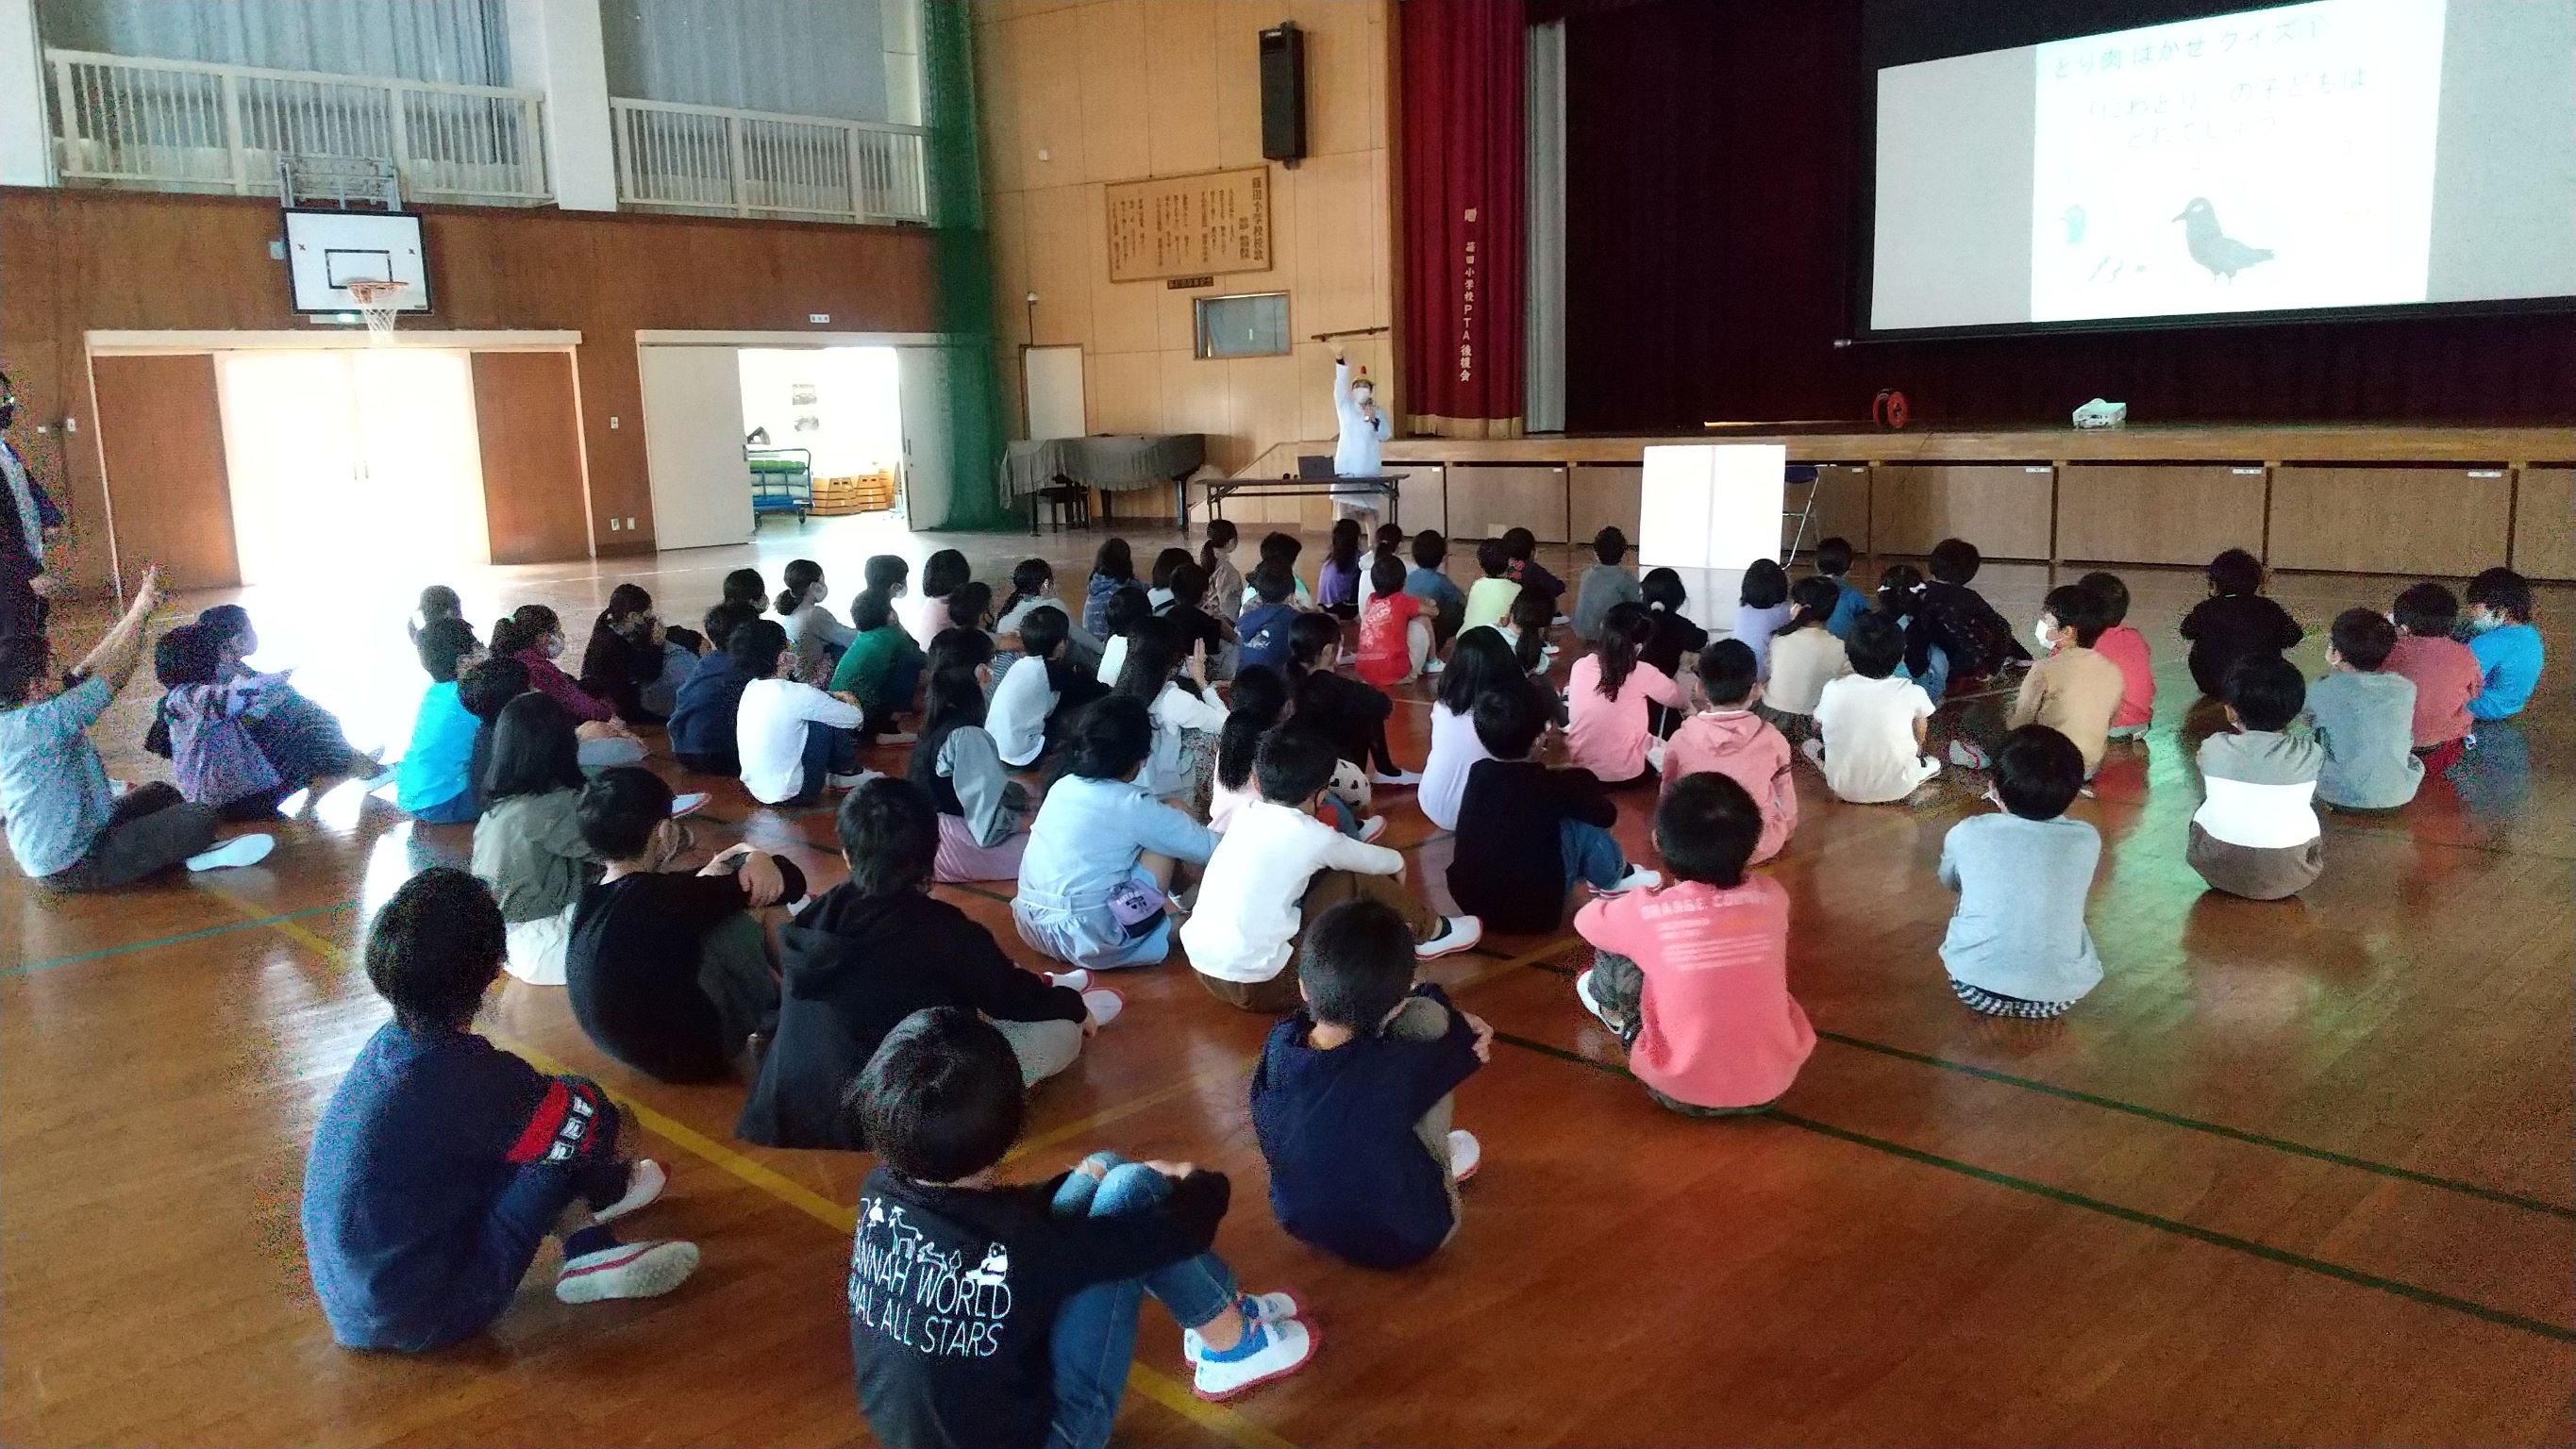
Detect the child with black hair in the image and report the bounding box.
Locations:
[1450,681,1658,933]
[157,622,298,819]
[1998,581,2126,777]
[1764,576,1850,735]
[182,602,390,805]
[1114,615,1229,808]
[2180,547,2303,700]
[912,628,1040,881]
[565,767,798,1083]
[1905,539,2028,698]
[1318,517,1366,618]
[666,600,766,776]
[1503,585,1561,675]
[1461,537,1523,634]
[2464,566,2544,721]
[1237,567,1304,674]
[1662,639,1798,864]
[474,692,615,985]
[1356,522,1407,612]
[741,782,1117,1152]
[1158,559,1235,680]
[1572,526,1643,642]
[723,567,766,610]
[1201,517,1246,624]
[735,619,872,807]
[1209,664,1291,833]
[1085,538,1136,638]
[397,616,486,824]
[1143,546,1192,609]
[1013,695,1217,970]
[492,606,644,774]
[2078,571,2155,742]
[1405,529,1468,645]
[1500,526,1565,619]
[1251,897,1490,1268]
[2190,655,2324,900]
[2305,608,2422,810]
[828,588,926,745]
[1093,583,1153,686]
[2384,581,2482,771]
[1418,628,1519,831]
[987,604,1101,768]
[410,584,463,647]
[1186,726,1480,1012]
[1638,566,1709,739]
[1936,724,2102,1018]
[303,870,700,1355]
[1355,552,1431,686]
[1288,609,1419,786]
[1565,601,1683,786]
[846,1008,1313,1448]
[949,580,996,639]
[454,656,527,815]
[578,582,696,724]
[1732,559,1794,680]
[1575,770,1812,1111]
[1239,530,1317,613]
[914,548,971,641]
[779,558,856,686]
[1806,613,1941,804]
[1813,537,1870,640]
[997,558,1109,674]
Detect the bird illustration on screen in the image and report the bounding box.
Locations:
[2174,197,2273,280]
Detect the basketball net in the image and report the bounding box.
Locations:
[343,280,408,344]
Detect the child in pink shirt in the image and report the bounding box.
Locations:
[2078,572,2154,741]
[1574,771,1813,1114]
[1660,639,1796,864]
[1564,602,1682,786]
[1354,555,1429,688]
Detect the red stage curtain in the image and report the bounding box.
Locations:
[1399,0,1526,439]
[1563,0,2576,431]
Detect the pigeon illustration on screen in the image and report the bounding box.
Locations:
[2174,198,2275,281]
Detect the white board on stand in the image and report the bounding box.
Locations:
[1637,443,1786,619]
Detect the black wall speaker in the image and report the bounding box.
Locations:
[1259,21,1306,166]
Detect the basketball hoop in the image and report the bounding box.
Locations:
[344,279,409,343]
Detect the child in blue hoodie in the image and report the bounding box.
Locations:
[2463,568,2545,721]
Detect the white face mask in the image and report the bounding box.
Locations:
[2467,608,2504,633]
[2031,614,2058,650]
[544,634,566,660]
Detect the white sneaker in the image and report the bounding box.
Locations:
[1947,740,1990,770]
[185,834,275,873]
[1371,767,1423,787]
[1354,814,1388,843]
[669,791,711,819]
[1046,969,1094,992]
[870,731,917,747]
[1239,1291,1299,1324]
[1602,864,1661,893]
[1414,915,1482,959]
[1541,643,1562,659]
[1421,658,1446,675]
[594,1158,667,1224]
[1798,737,1827,769]
[1447,1128,1481,1183]
[1081,988,1126,1027]
[826,770,878,791]
[554,1239,699,1304]
[1574,968,1618,1031]
[1188,1311,1316,1402]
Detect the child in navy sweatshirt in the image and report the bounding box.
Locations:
[299,868,696,1351]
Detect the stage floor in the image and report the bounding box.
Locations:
[6,520,2569,1447]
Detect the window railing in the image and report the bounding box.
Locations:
[44,48,549,205]
[611,97,928,225]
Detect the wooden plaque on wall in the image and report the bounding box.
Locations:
[1105,168,1273,283]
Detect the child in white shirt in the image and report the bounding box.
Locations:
[1803,613,1940,804]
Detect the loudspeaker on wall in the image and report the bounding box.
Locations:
[1260,22,1306,166]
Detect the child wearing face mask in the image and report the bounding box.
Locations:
[2461,567,2544,722]
[1995,582,2127,779]
[491,605,645,770]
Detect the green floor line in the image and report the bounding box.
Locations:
[6,901,356,977]
[1489,1030,2576,1347]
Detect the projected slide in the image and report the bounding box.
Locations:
[1869,0,2576,332]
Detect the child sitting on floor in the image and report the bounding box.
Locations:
[1158,560,1235,680]
[1355,553,1431,687]
[2180,548,2303,700]
[2078,571,2155,742]
[1572,526,1643,643]
[1288,611,1419,786]
[1083,537,1137,638]
[396,617,485,825]
[1201,518,1246,625]
[1356,522,1407,611]
[738,780,1117,1151]
[566,767,798,1084]
[666,600,764,777]
[1240,531,1317,613]
[1013,697,1218,971]
[2306,608,2422,811]
[1236,567,1304,675]
[1318,517,1366,618]
[910,627,1038,882]
[1406,529,1468,648]
[1419,629,1520,833]
[577,583,694,725]
[1998,581,2126,778]
[1662,640,1798,865]
[2464,567,2545,722]
[1575,770,1812,1112]
[912,548,971,641]
[1732,559,1794,681]
[1638,567,1710,739]
[2384,582,2482,772]
[472,693,608,986]
[986,605,1101,769]
[997,558,1107,674]
[300,869,695,1353]
[1503,587,1560,678]
[1805,613,1941,804]
[1093,583,1151,685]
[409,584,462,646]
[1937,725,2103,1019]
[2190,655,2324,900]
[828,588,925,745]
[1449,681,1659,934]
[1114,616,1228,808]
[1903,540,2027,701]
[1251,898,1490,1269]
[1184,725,1480,1013]
[779,558,856,686]
[1762,576,1850,739]
[736,620,870,807]
[1208,665,1291,834]
[1461,537,1523,634]
[163,608,386,812]
[1501,526,1565,620]
[1813,537,1871,640]
[1565,602,1685,787]
[847,1009,1314,1448]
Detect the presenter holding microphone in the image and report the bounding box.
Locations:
[1330,344,1391,532]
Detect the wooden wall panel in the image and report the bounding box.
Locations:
[2268,466,2513,576]
[1446,465,1568,542]
[1568,463,1641,544]
[1791,463,1870,555]
[1871,463,2053,559]
[2055,464,2268,566]
[1386,462,1445,535]
[2510,467,2575,581]
[92,354,238,591]
[473,353,591,566]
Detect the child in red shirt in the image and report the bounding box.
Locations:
[2384,582,2483,772]
[1354,555,1430,687]
[2078,572,2155,741]
[1573,771,1813,1116]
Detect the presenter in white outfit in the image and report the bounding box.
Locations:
[1330,345,1392,531]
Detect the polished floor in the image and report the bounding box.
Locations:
[5,515,2570,1447]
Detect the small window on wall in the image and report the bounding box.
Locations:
[1194,293,1290,359]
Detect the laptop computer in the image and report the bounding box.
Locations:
[1296,454,1334,480]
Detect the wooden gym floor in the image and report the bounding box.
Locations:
[5,514,2570,1447]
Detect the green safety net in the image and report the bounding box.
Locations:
[914,0,1013,532]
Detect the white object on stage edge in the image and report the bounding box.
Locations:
[2072,398,2128,429]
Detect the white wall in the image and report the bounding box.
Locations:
[0,0,49,186]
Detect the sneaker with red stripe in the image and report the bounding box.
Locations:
[555,1239,699,1304]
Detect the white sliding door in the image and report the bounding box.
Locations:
[639,344,752,550]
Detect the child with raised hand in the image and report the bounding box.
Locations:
[1812,538,1871,640]
[2384,581,2481,771]
[1763,575,1851,737]
[910,627,1039,881]
[778,558,855,686]
[1637,567,1710,738]
[739,780,1115,1151]
[301,869,694,1352]
[1576,770,1812,1112]
[1200,517,1246,624]
[1937,724,2103,1019]
[2464,567,2545,721]
[828,588,926,745]
[1904,539,2027,699]
[1662,640,1797,865]
[1461,536,1523,634]
[1288,609,1417,786]
[1805,612,1941,804]
[1013,695,1218,970]
[1449,680,1659,934]
[2305,608,2422,811]
[2190,655,2324,900]
[1084,537,1136,638]
[1253,895,1494,1272]
[847,1009,1313,1449]
[397,616,486,824]
[1093,582,1152,685]
[1732,559,1794,680]
[1187,725,1480,1012]
[2078,571,2155,742]
[1318,517,1366,618]
[1565,601,1685,787]
[1355,552,1431,687]
[1405,528,1468,647]
[1572,525,1644,642]
[1419,628,1520,832]
[2180,547,2302,700]
[1999,580,2126,777]
[666,600,764,777]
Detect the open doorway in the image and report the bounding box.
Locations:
[739,347,904,525]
